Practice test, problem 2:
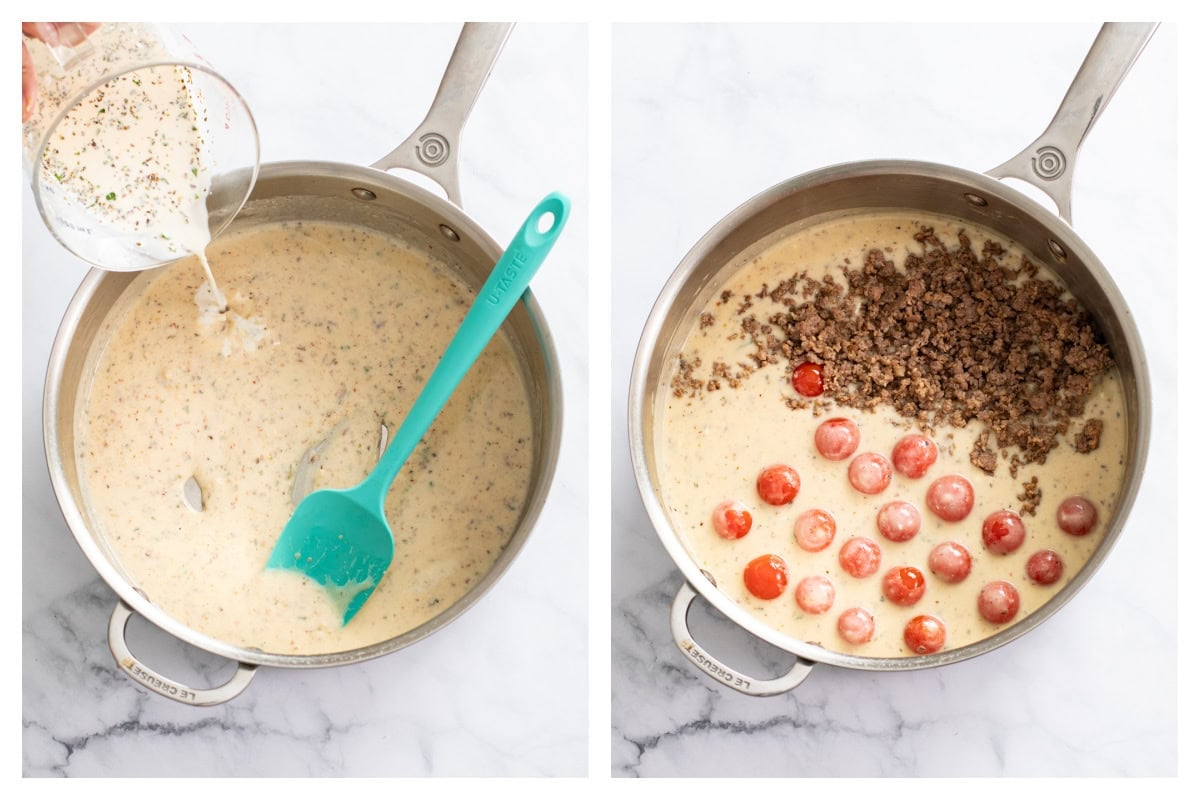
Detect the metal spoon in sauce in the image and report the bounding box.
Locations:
[264,192,569,624]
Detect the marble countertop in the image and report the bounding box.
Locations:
[611,23,1177,777]
[22,23,588,777]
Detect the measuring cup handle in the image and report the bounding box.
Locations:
[108,601,258,706]
[370,22,514,208]
[986,22,1157,224]
[670,582,815,697]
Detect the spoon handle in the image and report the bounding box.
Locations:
[357,192,570,499]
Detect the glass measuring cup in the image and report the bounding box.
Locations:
[22,22,259,271]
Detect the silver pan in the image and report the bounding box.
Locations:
[629,23,1155,696]
[43,23,563,706]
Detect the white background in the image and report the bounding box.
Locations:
[611,22,1178,777]
[21,22,589,777]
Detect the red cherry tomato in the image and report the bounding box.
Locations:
[837,607,875,645]
[904,615,947,654]
[978,580,1020,623]
[848,452,892,494]
[743,554,789,600]
[1057,496,1098,536]
[814,417,860,461]
[794,575,835,614]
[877,500,922,542]
[793,508,837,552]
[838,536,882,579]
[882,565,926,606]
[791,362,824,397]
[711,500,752,540]
[892,433,938,479]
[1026,550,1064,585]
[928,541,972,583]
[926,474,975,522]
[757,464,801,506]
[981,510,1026,555]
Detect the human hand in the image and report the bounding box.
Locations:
[22,22,100,121]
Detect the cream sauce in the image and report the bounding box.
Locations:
[75,221,534,655]
[657,212,1126,658]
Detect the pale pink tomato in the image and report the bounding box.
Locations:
[744,554,789,600]
[978,580,1020,623]
[794,575,836,614]
[892,433,938,479]
[1057,496,1098,536]
[928,541,972,583]
[838,537,882,579]
[882,565,926,606]
[1026,549,1064,585]
[793,508,837,552]
[877,500,922,542]
[904,615,947,654]
[814,417,860,461]
[711,500,752,540]
[926,474,975,522]
[837,607,875,645]
[756,464,801,506]
[981,510,1026,555]
[848,452,892,494]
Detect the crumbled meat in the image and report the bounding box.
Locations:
[1017,476,1043,517]
[970,430,998,475]
[1075,418,1103,453]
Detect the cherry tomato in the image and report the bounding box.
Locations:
[978,580,1020,623]
[892,433,938,479]
[981,510,1026,555]
[877,500,922,542]
[793,508,837,552]
[904,615,947,654]
[1057,496,1098,536]
[926,474,975,522]
[743,554,789,600]
[794,575,835,614]
[838,536,882,579]
[928,541,972,583]
[757,464,801,506]
[837,607,875,645]
[882,565,926,606]
[791,362,824,397]
[848,452,892,495]
[711,500,752,540]
[814,417,860,461]
[1026,549,1064,585]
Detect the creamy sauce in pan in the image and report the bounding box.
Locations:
[75,221,534,654]
[657,212,1125,658]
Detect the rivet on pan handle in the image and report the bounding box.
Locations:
[370,22,514,209]
[987,22,1158,225]
[670,582,815,696]
[108,601,258,706]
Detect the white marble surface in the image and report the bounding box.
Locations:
[611,23,1177,777]
[21,23,588,777]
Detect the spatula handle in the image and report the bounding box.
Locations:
[358,192,570,499]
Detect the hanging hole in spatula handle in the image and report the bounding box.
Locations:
[108,601,257,706]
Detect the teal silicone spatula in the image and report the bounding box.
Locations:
[265,192,570,623]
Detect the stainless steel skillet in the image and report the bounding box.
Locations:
[629,23,1156,696]
[44,22,564,705]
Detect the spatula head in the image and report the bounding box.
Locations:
[265,488,395,624]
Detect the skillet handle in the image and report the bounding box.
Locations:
[370,22,514,208]
[987,22,1157,225]
[108,601,258,706]
[670,582,815,696]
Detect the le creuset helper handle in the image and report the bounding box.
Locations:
[108,601,258,706]
[988,22,1157,224]
[671,583,815,697]
[370,22,513,207]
